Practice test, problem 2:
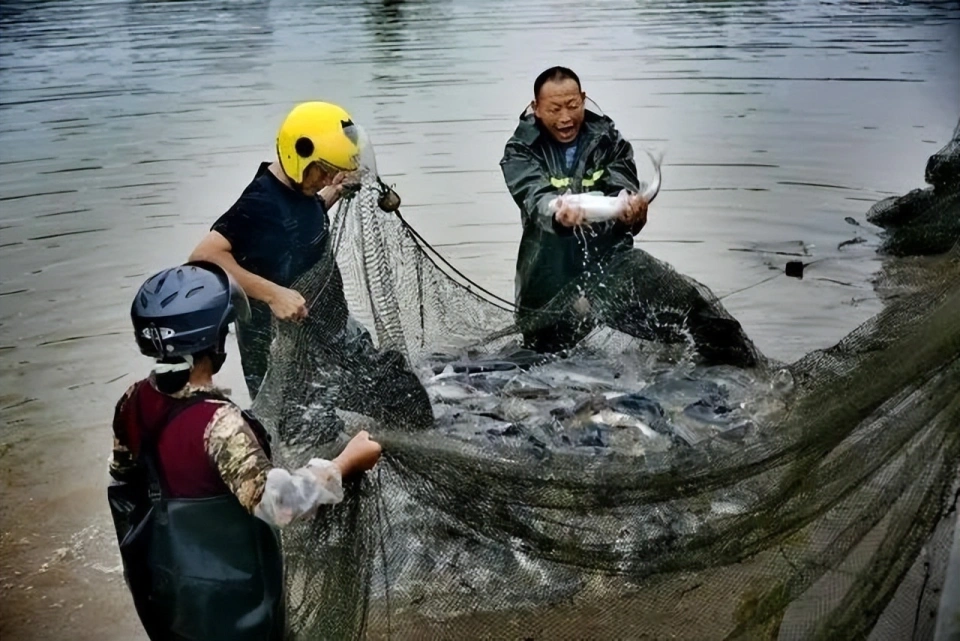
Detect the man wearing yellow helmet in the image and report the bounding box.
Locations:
[188,102,413,409]
[189,102,431,429]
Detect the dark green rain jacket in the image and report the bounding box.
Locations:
[499,105,645,315]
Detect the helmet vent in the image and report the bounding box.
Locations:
[295,137,314,158]
[342,120,358,144]
[160,292,178,308]
[185,286,204,299]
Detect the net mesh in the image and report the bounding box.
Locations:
[250,120,960,641]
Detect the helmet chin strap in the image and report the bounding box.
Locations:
[211,352,227,374]
[153,354,194,375]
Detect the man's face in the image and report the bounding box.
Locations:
[533,78,586,144]
[299,162,336,196]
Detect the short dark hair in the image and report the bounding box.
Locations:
[534,66,581,99]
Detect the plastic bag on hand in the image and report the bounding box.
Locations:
[253,459,344,528]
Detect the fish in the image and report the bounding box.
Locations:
[430,360,521,376]
[592,409,659,437]
[534,364,624,392]
[682,395,736,426]
[548,191,631,222]
[547,149,662,223]
[428,380,489,403]
[418,341,774,456]
[551,394,679,453]
[599,395,698,448]
[710,501,746,516]
[501,374,555,399]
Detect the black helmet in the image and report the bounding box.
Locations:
[131,261,250,359]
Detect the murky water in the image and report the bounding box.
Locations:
[0,0,958,638]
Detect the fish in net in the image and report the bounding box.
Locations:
[250,119,960,640]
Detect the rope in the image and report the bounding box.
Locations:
[391,209,519,314]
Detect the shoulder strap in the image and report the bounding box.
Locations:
[174,392,271,458]
[240,409,273,460]
[134,390,226,502]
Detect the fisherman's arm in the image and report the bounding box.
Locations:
[204,405,380,528]
[189,230,307,321]
[500,141,575,236]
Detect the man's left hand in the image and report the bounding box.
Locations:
[319,172,348,209]
[618,191,648,227]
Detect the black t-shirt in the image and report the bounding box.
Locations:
[212,162,328,289]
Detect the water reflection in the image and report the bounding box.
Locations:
[122,0,274,76]
[364,0,412,89]
[369,0,407,42]
[1,0,956,369]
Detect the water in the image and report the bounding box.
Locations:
[0,0,957,639]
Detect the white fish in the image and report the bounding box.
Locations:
[537,368,620,391]
[428,365,463,383]
[548,149,662,223]
[710,501,747,516]
[549,191,630,222]
[592,409,661,439]
[427,381,486,402]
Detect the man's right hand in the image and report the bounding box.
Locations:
[554,200,587,228]
[268,286,308,321]
[333,431,383,477]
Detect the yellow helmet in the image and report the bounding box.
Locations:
[276,101,361,183]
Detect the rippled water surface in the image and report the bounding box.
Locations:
[1,1,958,639]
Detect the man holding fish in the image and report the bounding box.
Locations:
[501,67,759,367]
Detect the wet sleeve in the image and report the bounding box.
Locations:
[109,383,138,482]
[499,140,569,236]
[601,129,646,236]
[204,405,345,527]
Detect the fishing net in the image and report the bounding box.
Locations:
[250,119,960,641]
